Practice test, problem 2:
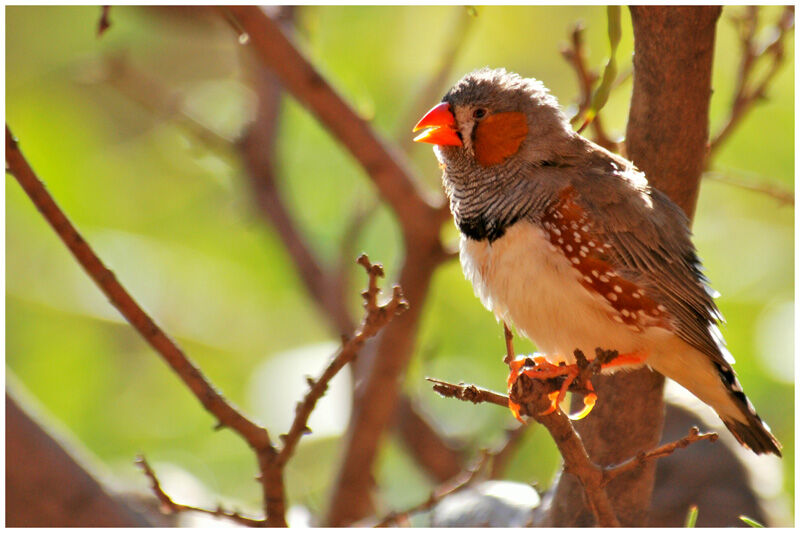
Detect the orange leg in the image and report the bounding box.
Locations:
[600,350,648,370]
[507,351,646,422]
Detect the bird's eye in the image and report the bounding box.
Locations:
[473,108,487,119]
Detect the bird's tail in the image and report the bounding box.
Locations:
[648,342,782,456]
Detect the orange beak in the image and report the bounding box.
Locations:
[413,102,462,146]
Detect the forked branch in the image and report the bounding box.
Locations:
[429,348,718,527]
[6,124,408,527]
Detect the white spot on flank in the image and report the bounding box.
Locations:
[599,275,610,283]
[580,245,589,253]
[565,244,573,252]
[613,315,624,323]
[613,285,623,293]
[588,241,596,247]
[558,238,564,244]
[591,270,600,278]
[571,257,580,264]
[584,276,593,283]
[571,222,578,230]
[657,304,667,312]
[621,309,630,317]
[581,225,590,232]
[632,292,641,299]
[552,227,561,236]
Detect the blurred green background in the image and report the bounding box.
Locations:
[6,5,794,525]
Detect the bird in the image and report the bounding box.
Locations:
[412,67,781,456]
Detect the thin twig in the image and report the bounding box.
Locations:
[135,455,264,527]
[7,125,411,527]
[5,124,285,524]
[709,6,794,161]
[431,363,720,527]
[561,22,620,152]
[374,450,491,527]
[428,378,511,409]
[97,6,112,37]
[221,8,454,524]
[704,171,794,206]
[394,395,464,482]
[223,6,445,244]
[93,53,234,154]
[489,424,530,479]
[236,12,356,335]
[603,427,718,484]
[397,6,475,146]
[430,371,619,526]
[277,255,408,466]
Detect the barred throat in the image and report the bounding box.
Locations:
[445,166,551,242]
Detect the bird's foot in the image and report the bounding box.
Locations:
[506,355,598,421]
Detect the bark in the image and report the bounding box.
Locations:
[6,392,154,527]
[542,6,722,526]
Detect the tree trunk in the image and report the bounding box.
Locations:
[541,6,721,526]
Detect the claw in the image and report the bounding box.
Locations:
[508,398,526,423]
[539,390,561,416]
[568,391,597,420]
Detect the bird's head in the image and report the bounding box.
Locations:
[413,68,575,171]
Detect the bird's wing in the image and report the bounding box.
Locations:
[567,164,732,369]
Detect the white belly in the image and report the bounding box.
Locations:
[460,220,644,364]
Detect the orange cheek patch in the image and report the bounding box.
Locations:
[474,112,528,166]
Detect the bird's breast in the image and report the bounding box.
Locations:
[459,220,644,364]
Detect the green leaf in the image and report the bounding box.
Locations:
[684,505,698,528]
[584,6,622,127]
[739,515,765,527]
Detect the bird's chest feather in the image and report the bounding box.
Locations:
[460,220,643,363]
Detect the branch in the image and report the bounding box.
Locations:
[489,425,530,479]
[223,6,445,243]
[7,125,281,525]
[135,455,263,527]
[6,125,408,527]
[561,22,620,153]
[509,370,620,527]
[7,391,154,526]
[704,170,794,206]
[430,362,719,527]
[428,378,510,408]
[708,6,794,161]
[277,255,408,466]
[92,53,234,154]
[5,125,282,522]
[234,7,465,489]
[396,6,475,146]
[236,12,356,335]
[393,396,464,483]
[97,6,112,37]
[603,427,717,483]
[220,8,455,524]
[427,371,618,526]
[373,450,490,527]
